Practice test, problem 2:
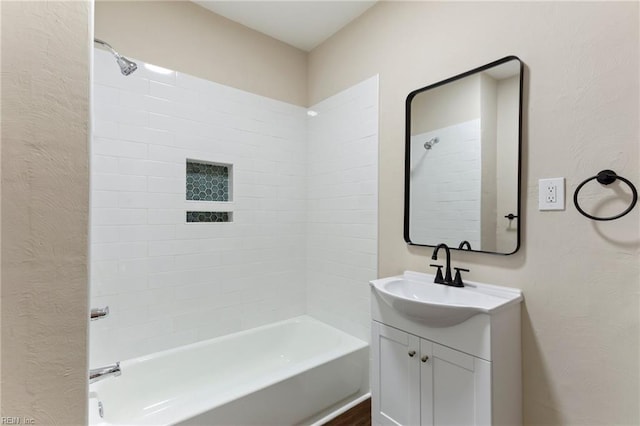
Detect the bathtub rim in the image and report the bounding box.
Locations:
[114,314,367,368]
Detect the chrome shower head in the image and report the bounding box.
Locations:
[424,137,439,150]
[116,56,137,76]
[94,38,137,76]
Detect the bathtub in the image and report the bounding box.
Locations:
[89,316,369,426]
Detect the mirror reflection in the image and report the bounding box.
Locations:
[405,56,522,254]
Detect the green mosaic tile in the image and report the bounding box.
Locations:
[186,160,230,201]
[186,211,231,223]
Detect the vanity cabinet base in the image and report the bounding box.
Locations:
[371,289,522,426]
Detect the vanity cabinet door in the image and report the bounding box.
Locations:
[372,322,421,426]
[419,339,433,426]
[422,342,492,426]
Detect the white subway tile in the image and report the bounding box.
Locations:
[96,104,149,127]
[137,64,177,85]
[118,258,150,275]
[147,193,183,209]
[118,192,147,209]
[94,120,119,139]
[147,256,176,273]
[119,124,175,146]
[93,208,147,226]
[147,239,199,257]
[93,156,119,174]
[119,318,172,343]
[93,242,147,261]
[94,137,147,159]
[92,59,378,362]
[92,260,119,277]
[146,161,183,178]
[148,209,183,224]
[92,226,120,243]
[150,81,199,105]
[176,71,219,93]
[94,84,120,106]
[118,158,149,176]
[148,177,184,194]
[116,225,175,242]
[117,306,149,328]
[173,252,223,271]
[147,270,186,288]
[118,90,148,111]
[174,223,234,240]
[91,272,148,297]
[93,174,147,192]
[91,191,119,208]
[148,144,187,164]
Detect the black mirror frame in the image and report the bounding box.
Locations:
[404,55,524,255]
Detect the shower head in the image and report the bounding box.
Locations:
[116,56,137,76]
[94,38,137,76]
[424,137,439,150]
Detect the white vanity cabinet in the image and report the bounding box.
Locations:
[370,271,523,426]
[372,322,491,426]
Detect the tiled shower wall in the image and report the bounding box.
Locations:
[306,77,379,342]
[409,120,481,248]
[90,50,378,365]
[91,50,307,365]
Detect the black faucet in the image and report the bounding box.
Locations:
[431,243,453,285]
[458,240,472,250]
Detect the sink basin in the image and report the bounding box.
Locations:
[370,271,522,327]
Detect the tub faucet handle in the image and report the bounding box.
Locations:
[91,306,109,321]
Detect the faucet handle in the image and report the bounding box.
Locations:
[429,264,445,284]
[453,267,470,287]
[91,306,109,321]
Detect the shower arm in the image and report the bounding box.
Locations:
[93,38,138,76]
[94,38,122,59]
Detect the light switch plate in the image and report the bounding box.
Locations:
[539,178,565,210]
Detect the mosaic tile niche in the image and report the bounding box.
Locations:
[186,160,231,202]
[186,211,231,223]
[186,160,232,223]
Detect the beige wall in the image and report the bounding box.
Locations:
[309,2,639,424]
[1,1,90,425]
[95,0,307,106]
[480,73,497,251]
[496,76,520,253]
[2,1,637,424]
[410,73,480,135]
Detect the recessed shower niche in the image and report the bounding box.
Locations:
[186,211,232,223]
[186,159,232,202]
[186,159,233,223]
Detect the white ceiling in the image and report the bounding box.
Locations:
[193,1,377,51]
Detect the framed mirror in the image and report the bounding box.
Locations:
[404,56,523,255]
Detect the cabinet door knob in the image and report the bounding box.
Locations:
[408,350,416,357]
[421,355,429,362]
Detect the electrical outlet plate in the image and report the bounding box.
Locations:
[539,178,565,210]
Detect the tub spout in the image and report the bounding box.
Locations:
[90,362,121,383]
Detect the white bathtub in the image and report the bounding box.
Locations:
[89,316,369,426]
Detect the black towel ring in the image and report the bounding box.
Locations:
[573,169,638,221]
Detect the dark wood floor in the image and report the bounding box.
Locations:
[323,398,371,426]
